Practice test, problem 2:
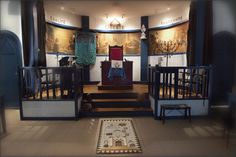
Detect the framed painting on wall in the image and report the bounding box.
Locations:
[149,22,189,55]
[46,23,76,55]
[96,32,141,55]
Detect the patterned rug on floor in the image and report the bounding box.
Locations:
[97,118,142,154]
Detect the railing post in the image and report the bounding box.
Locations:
[0,96,6,135]
[174,68,179,99]
[208,65,213,105]
[148,65,151,94]
[155,71,160,100]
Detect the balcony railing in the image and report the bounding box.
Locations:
[19,66,83,101]
[148,65,212,100]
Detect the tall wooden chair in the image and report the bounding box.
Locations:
[109,45,123,61]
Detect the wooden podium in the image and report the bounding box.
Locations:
[98,61,133,90]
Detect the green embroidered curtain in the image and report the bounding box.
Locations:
[75,32,96,65]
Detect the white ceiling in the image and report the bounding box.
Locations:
[44,0,190,18]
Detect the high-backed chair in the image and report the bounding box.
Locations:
[109,45,123,61]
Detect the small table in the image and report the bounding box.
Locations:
[160,104,191,124]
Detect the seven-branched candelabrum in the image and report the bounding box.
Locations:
[156,39,182,66]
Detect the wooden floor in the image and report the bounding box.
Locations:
[83,84,148,94]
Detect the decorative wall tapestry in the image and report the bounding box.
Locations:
[96,33,140,55]
[149,22,188,55]
[75,32,96,65]
[46,24,76,55]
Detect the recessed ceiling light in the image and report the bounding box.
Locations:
[167,7,170,11]
[60,6,64,10]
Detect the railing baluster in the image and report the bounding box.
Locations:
[196,67,199,98]
[183,68,186,99]
[205,68,210,98]
[165,72,168,97]
[155,71,160,100]
[169,72,172,99]
[33,68,36,99]
[162,72,165,99]
[45,68,49,99]
[174,69,178,99]
[52,69,56,99]
[189,68,192,98]
[148,66,151,94]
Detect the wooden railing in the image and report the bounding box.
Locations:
[148,65,212,100]
[19,67,83,100]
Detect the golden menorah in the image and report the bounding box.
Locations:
[156,39,182,66]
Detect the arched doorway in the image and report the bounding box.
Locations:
[0,31,22,107]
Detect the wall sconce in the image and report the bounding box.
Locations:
[140,24,146,39]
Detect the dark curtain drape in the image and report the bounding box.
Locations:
[37,0,46,66]
[203,0,213,65]
[187,0,213,66]
[21,0,46,66]
[21,0,34,66]
[187,1,197,66]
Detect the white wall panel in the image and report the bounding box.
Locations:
[22,101,75,117]
[149,5,190,28]
[45,6,81,28]
[148,54,187,67]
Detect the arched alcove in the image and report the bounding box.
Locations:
[0,30,22,107]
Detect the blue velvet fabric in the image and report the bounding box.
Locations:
[108,68,126,80]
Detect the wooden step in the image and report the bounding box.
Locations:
[81,84,151,116]
[91,98,146,102]
[83,98,150,108]
[83,93,149,99]
[97,83,133,90]
[95,107,152,112]
[79,107,153,117]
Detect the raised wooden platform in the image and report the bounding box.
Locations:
[81,84,152,116]
[97,82,133,90]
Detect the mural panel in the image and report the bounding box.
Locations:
[46,24,76,55]
[96,33,141,55]
[149,22,188,55]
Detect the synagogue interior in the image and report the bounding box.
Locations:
[0,0,236,156]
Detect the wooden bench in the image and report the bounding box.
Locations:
[160,104,191,124]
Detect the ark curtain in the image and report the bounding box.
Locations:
[75,32,96,65]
